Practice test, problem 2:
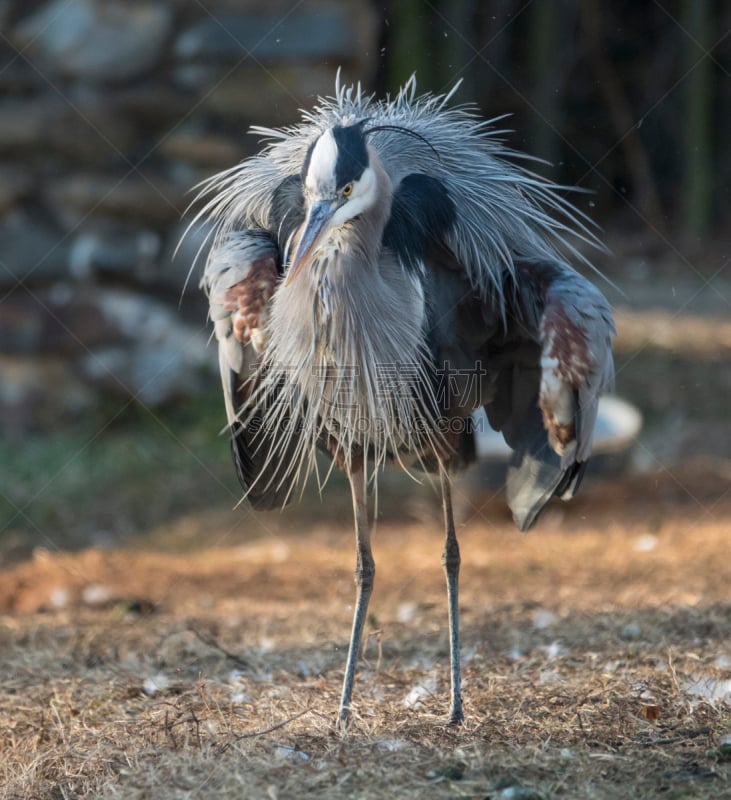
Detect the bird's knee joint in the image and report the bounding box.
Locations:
[441,541,461,572]
[355,559,375,590]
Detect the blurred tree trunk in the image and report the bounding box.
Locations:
[582,0,665,232]
[385,0,436,92]
[438,0,478,98]
[527,0,561,167]
[682,0,713,237]
[473,0,518,108]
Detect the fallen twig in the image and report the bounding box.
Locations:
[233,709,311,741]
[187,625,251,669]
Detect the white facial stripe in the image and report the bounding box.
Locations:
[306,130,338,194]
[331,166,377,226]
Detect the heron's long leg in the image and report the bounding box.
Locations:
[440,465,464,724]
[338,466,374,730]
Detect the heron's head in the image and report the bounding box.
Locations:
[286,123,383,285]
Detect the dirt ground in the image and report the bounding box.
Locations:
[1,462,730,799]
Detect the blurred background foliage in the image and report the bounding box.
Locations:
[0,0,729,557]
[379,0,728,239]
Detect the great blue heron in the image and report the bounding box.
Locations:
[194,76,615,729]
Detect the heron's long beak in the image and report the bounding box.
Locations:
[285,200,334,285]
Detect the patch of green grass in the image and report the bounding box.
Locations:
[0,388,240,556]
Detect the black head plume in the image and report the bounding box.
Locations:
[331,122,370,187]
[301,120,370,188]
[363,122,441,162]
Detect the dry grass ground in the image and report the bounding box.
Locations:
[1,464,730,799]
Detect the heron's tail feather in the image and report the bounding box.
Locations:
[505,433,584,532]
[489,374,586,532]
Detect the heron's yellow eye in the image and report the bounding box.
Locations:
[341,183,353,197]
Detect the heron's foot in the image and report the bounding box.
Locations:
[448,700,464,726]
[335,706,351,735]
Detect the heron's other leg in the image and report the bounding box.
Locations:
[440,464,464,724]
[338,466,374,730]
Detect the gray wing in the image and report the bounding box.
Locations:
[484,258,615,531]
[204,228,303,509]
[384,175,615,531]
